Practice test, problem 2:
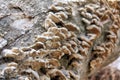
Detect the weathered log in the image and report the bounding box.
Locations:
[0,0,120,80]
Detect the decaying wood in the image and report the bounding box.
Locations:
[0,0,120,80]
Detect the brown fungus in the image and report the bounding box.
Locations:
[44,18,57,29]
[7,62,18,67]
[42,32,55,37]
[0,66,17,78]
[81,41,91,48]
[49,50,64,59]
[47,12,63,24]
[61,46,71,55]
[2,49,26,60]
[93,46,106,54]
[69,54,84,61]
[79,35,93,45]
[0,1,120,80]
[81,12,93,19]
[106,31,117,43]
[86,25,101,36]
[90,58,103,71]
[85,5,95,13]
[69,71,80,80]
[30,42,46,50]
[47,69,68,80]
[22,68,40,80]
[55,11,68,20]
[64,43,76,54]
[49,5,65,12]
[55,31,66,40]
[48,59,60,68]
[64,23,80,32]
[82,18,91,25]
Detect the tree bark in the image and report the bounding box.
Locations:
[0,0,120,80]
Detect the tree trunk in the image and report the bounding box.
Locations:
[0,0,120,80]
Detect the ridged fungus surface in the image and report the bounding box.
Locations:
[0,0,120,80]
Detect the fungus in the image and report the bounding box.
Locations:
[39,75,50,80]
[60,27,70,38]
[55,31,66,40]
[86,25,101,36]
[22,68,40,80]
[79,35,93,45]
[50,36,61,42]
[87,33,97,41]
[82,18,91,25]
[110,24,119,34]
[78,47,88,56]
[2,49,26,60]
[47,69,68,80]
[85,5,95,13]
[42,32,55,37]
[61,46,71,55]
[44,18,57,29]
[106,31,117,43]
[48,27,60,34]
[47,12,63,24]
[64,23,80,32]
[2,49,16,58]
[30,42,45,50]
[45,41,61,49]
[95,10,103,17]
[100,14,110,22]
[70,61,81,68]
[93,46,106,54]
[90,58,103,71]
[69,40,78,52]
[49,5,65,12]
[81,41,90,48]
[0,1,120,80]
[36,35,47,42]
[7,62,18,67]
[0,66,17,78]
[69,54,84,61]
[64,43,76,54]
[49,50,64,59]
[78,7,86,13]
[48,59,60,68]
[29,49,38,58]
[92,14,100,21]
[24,58,48,71]
[81,12,93,19]
[37,49,48,58]
[55,11,68,20]
[69,71,80,80]
[18,76,31,80]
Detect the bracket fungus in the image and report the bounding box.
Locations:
[0,0,120,80]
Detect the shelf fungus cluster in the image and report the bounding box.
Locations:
[89,66,120,80]
[0,0,120,80]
